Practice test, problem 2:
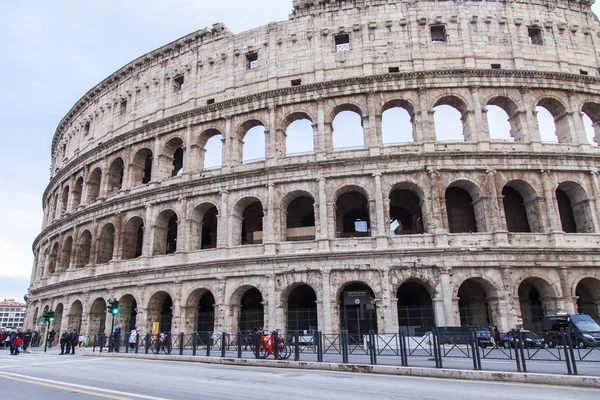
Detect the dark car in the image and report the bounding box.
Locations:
[500,330,544,349]
[475,329,493,348]
[542,314,600,348]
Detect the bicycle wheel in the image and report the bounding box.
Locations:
[151,339,160,354]
[259,341,269,359]
[277,339,291,360]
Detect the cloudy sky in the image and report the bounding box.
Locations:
[0,1,599,302]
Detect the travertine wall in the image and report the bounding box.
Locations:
[27,0,600,338]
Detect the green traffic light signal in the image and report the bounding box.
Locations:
[111,305,119,315]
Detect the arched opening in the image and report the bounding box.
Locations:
[153,210,178,255]
[537,98,570,143]
[486,105,512,140]
[68,301,83,334]
[87,167,102,202]
[204,134,223,169]
[61,186,69,214]
[131,148,153,185]
[286,284,318,332]
[396,281,434,335]
[148,292,173,333]
[239,287,264,331]
[53,303,64,334]
[241,201,263,245]
[196,291,215,332]
[381,102,414,145]
[458,279,494,328]
[59,236,73,272]
[332,110,364,151]
[285,196,315,241]
[89,298,107,337]
[190,204,219,250]
[389,188,424,235]
[576,278,600,323]
[48,243,58,274]
[118,295,138,334]
[96,223,115,264]
[162,137,184,177]
[518,278,558,332]
[434,96,468,142]
[582,102,600,146]
[339,282,378,340]
[122,217,144,259]
[445,187,477,233]
[242,125,266,164]
[335,190,370,238]
[556,182,595,233]
[285,116,314,156]
[72,177,83,209]
[502,186,531,232]
[107,157,125,195]
[75,230,92,268]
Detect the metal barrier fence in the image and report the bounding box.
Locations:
[89,327,600,376]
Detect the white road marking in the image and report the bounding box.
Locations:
[0,370,171,400]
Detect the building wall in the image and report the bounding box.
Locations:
[27,0,600,337]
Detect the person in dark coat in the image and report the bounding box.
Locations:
[60,330,69,354]
[65,329,73,354]
[113,325,121,352]
[69,329,78,355]
[23,329,32,352]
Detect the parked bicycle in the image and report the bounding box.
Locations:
[151,333,171,354]
[257,329,291,360]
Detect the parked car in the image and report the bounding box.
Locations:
[542,313,600,349]
[500,330,544,349]
[475,329,493,349]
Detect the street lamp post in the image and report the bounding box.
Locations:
[107,298,119,352]
[42,310,55,353]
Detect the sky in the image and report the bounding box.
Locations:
[0,1,598,303]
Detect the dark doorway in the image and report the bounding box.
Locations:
[339,283,378,341]
[287,285,318,333]
[239,288,264,331]
[196,292,215,332]
[396,282,434,335]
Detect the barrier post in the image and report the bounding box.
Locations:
[294,331,300,362]
[237,331,243,358]
[192,332,197,356]
[399,330,408,367]
[369,330,377,365]
[273,331,279,360]
[511,330,521,372]
[316,331,323,362]
[135,333,139,354]
[254,331,261,359]
[221,333,228,358]
[179,333,185,355]
[341,330,349,364]
[560,328,573,375]
[206,333,211,356]
[565,328,578,375]
[469,329,478,370]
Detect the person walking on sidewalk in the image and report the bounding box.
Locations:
[69,329,78,355]
[60,330,69,354]
[23,329,32,352]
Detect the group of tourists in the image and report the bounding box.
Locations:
[59,328,79,355]
[0,329,34,355]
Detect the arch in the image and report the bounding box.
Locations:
[153,209,178,255]
[59,236,73,272]
[75,230,92,268]
[285,113,314,156]
[60,186,69,214]
[285,284,318,332]
[96,223,115,264]
[582,102,600,146]
[283,192,315,242]
[502,180,543,233]
[396,280,434,334]
[122,216,144,259]
[87,167,102,202]
[518,277,559,332]
[106,157,125,195]
[53,303,65,333]
[433,95,470,142]
[536,97,569,143]
[389,186,424,235]
[235,286,264,331]
[575,277,600,323]
[118,294,138,333]
[67,300,83,333]
[237,120,266,164]
[332,108,364,151]
[190,203,219,250]
[381,100,415,145]
[556,181,595,233]
[72,177,83,209]
[339,282,378,339]
[147,291,173,333]
[164,137,184,177]
[457,278,498,328]
[445,180,484,233]
[232,197,264,246]
[131,148,153,185]
[335,187,371,238]
[198,129,223,170]
[89,297,108,337]
[186,289,215,332]
[487,96,523,141]
[48,242,59,274]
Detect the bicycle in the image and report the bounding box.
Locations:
[151,333,171,354]
[257,329,291,360]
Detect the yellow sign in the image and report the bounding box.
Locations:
[152,322,160,336]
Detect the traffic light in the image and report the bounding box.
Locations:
[107,298,119,315]
[47,310,55,322]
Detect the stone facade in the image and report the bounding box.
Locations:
[27,0,600,338]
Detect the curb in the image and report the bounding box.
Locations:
[86,353,600,388]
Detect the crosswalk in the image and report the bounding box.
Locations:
[0,348,90,369]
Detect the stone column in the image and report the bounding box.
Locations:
[142,204,154,256]
[266,275,277,330]
[540,171,563,246]
[366,93,381,156]
[151,136,162,184]
[520,86,540,147]
[379,270,395,333]
[469,86,487,145]
[316,99,327,160]
[217,190,229,248]
[567,92,589,146]
[486,169,508,244]
[112,214,124,261]
[221,116,232,173]
[588,169,600,233]
[372,173,387,248]
[266,106,277,167]
[182,124,194,178]
[320,270,333,332]
[317,178,329,251]
[439,270,457,326]
[499,266,517,330]
[558,267,576,314]
[264,184,276,255]
[177,198,190,252]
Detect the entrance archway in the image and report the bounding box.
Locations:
[396,281,434,335]
[339,283,378,340]
[53,303,64,333]
[518,278,558,332]
[148,292,173,333]
[196,292,215,332]
[89,298,107,337]
[238,287,264,331]
[576,278,600,323]
[68,301,83,334]
[458,278,495,328]
[119,295,138,333]
[286,284,318,333]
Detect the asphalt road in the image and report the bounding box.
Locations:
[1,348,599,400]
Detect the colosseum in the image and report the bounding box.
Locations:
[27,0,600,341]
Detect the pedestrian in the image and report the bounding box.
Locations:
[23,329,32,352]
[32,330,40,347]
[489,326,496,347]
[65,329,73,354]
[69,329,78,355]
[60,330,69,354]
[13,332,22,355]
[128,327,138,351]
[113,325,122,352]
[48,329,56,348]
